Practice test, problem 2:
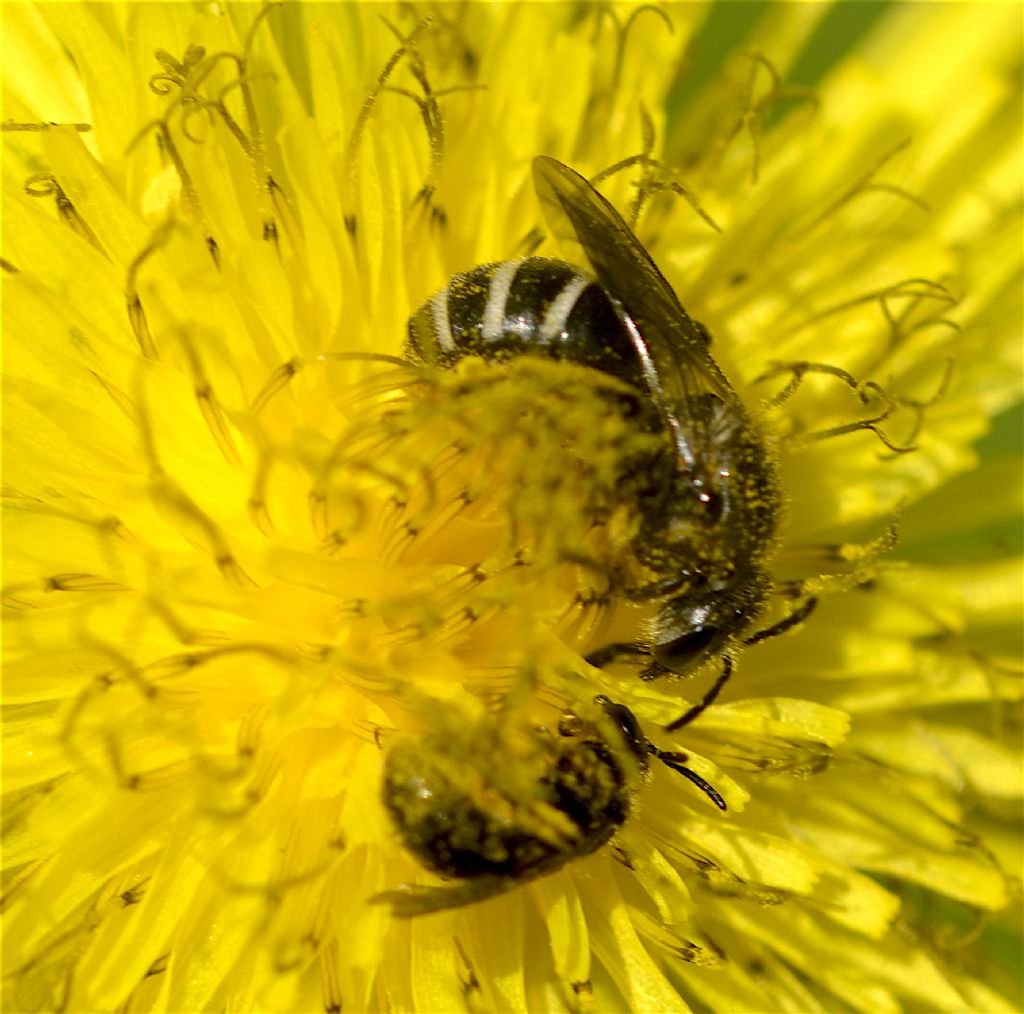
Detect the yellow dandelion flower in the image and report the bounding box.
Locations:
[2,3,1021,1013]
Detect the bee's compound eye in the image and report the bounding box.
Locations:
[654,625,719,669]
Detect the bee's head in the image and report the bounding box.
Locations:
[650,568,769,673]
[650,601,733,671]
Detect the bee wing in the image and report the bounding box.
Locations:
[372,876,512,917]
[533,157,740,441]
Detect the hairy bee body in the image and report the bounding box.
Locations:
[377,158,789,915]
[406,158,781,677]
[381,708,632,884]
[378,697,724,915]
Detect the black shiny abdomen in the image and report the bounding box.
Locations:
[406,256,648,392]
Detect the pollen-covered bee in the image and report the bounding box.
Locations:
[407,157,798,722]
[376,696,724,916]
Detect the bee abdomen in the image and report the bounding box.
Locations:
[382,732,628,881]
[406,256,645,388]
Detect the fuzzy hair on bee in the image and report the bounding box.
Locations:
[376,696,725,917]
[377,155,828,915]
[404,158,811,723]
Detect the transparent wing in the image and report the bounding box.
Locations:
[533,156,740,436]
[372,876,512,917]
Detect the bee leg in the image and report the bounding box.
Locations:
[584,641,651,669]
[663,655,733,732]
[586,643,673,680]
[622,574,688,601]
[638,659,674,681]
[743,597,817,646]
[372,875,513,917]
[651,749,727,811]
[612,845,635,870]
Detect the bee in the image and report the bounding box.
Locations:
[407,157,805,725]
[376,696,724,916]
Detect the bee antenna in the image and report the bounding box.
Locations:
[654,750,727,811]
